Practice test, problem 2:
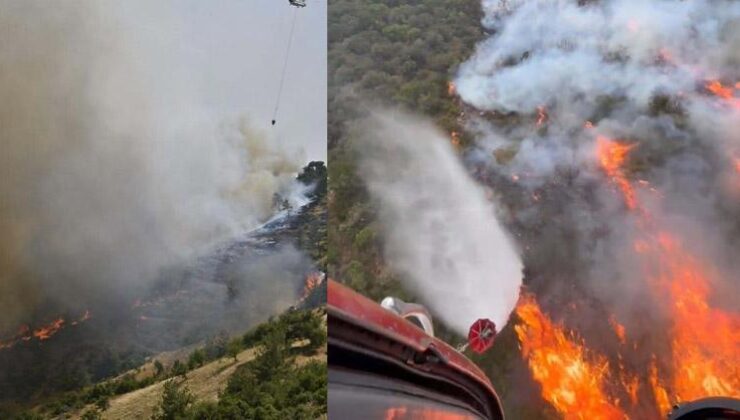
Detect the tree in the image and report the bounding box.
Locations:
[227,339,242,362]
[81,408,102,420]
[297,161,327,199]
[151,380,193,420]
[154,360,164,377]
[253,328,288,383]
[187,350,205,370]
[94,395,110,411]
[170,360,187,378]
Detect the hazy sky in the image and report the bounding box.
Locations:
[114,0,327,161]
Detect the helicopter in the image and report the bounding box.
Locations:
[288,0,306,7]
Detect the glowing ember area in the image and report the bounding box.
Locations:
[300,271,325,300]
[447,81,456,96]
[609,315,626,345]
[642,233,740,403]
[33,317,64,340]
[0,310,92,350]
[596,137,638,210]
[451,131,461,147]
[705,80,734,100]
[704,80,740,109]
[536,106,548,126]
[514,294,627,420]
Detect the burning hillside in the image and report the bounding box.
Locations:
[0,2,327,407]
[510,136,739,418]
[450,0,739,417]
[0,311,91,350]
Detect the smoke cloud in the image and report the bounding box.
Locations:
[0,2,304,332]
[358,111,523,334]
[455,0,740,309]
[452,0,739,413]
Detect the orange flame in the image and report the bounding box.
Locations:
[32,317,64,340]
[515,294,627,420]
[705,80,733,100]
[596,136,638,210]
[649,358,672,415]
[594,139,740,413]
[644,233,740,403]
[451,131,461,147]
[0,310,91,350]
[301,272,325,301]
[609,315,627,345]
[705,80,740,109]
[447,81,456,96]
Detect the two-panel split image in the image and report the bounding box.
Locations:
[1,1,738,419]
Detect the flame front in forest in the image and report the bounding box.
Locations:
[642,233,739,404]
[0,310,92,350]
[514,294,626,420]
[596,137,638,210]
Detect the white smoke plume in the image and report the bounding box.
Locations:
[358,111,523,334]
[455,0,740,298]
[0,1,305,332]
[457,0,739,173]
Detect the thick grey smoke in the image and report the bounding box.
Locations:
[455,0,740,302]
[358,111,523,334]
[0,2,304,332]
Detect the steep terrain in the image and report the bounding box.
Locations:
[1,162,328,418]
[23,306,327,419]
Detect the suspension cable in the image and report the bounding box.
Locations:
[271,7,299,126]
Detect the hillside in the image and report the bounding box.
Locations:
[0,162,327,417]
[20,307,327,420]
[327,0,484,345]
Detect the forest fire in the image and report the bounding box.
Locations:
[536,106,548,127]
[597,135,737,413]
[454,0,739,417]
[596,134,739,406]
[609,316,626,345]
[596,137,637,210]
[705,80,740,109]
[301,271,325,301]
[705,80,734,100]
[512,134,739,417]
[33,317,65,340]
[451,131,461,147]
[643,232,739,404]
[0,310,92,350]
[514,293,626,420]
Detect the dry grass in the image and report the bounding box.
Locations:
[100,347,258,420]
[66,312,327,419]
[68,344,326,419]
